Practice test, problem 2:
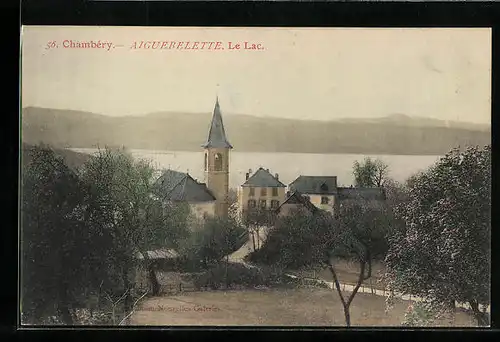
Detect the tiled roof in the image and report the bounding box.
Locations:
[135,248,179,260]
[337,187,386,201]
[201,97,233,149]
[154,170,216,202]
[242,167,286,187]
[155,169,186,193]
[288,176,338,195]
[276,190,318,214]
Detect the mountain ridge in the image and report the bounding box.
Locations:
[22,106,491,129]
[21,107,491,155]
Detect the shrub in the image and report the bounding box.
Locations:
[401,301,453,327]
[192,262,298,290]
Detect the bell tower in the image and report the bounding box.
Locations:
[202,96,232,218]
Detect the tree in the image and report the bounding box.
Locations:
[79,147,190,312]
[243,207,275,251]
[227,188,241,223]
[353,157,389,187]
[249,201,393,327]
[385,145,491,326]
[21,145,90,324]
[382,178,408,208]
[179,215,247,289]
[180,215,247,270]
[21,145,191,324]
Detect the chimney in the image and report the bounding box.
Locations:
[267,168,270,172]
[286,191,290,198]
[275,173,279,180]
[249,168,252,174]
[245,173,249,180]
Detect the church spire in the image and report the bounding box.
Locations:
[202,96,233,149]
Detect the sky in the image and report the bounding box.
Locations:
[21,26,491,124]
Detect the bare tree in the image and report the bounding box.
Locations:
[353,157,389,187]
[244,207,275,252]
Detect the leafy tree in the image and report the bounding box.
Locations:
[21,145,191,324]
[401,301,442,327]
[385,145,491,326]
[249,201,393,327]
[246,209,322,268]
[180,215,248,289]
[21,145,90,324]
[353,157,389,187]
[380,178,410,237]
[382,178,408,208]
[79,147,190,314]
[180,216,247,269]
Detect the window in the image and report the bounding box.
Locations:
[248,199,256,208]
[260,199,267,209]
[249,187,255,196]
[204,152,208,171]
[261,187,267,196]
[272,187,278,197]
[321,196,330,204]
[271,200,280,209]
[214,153,223,171]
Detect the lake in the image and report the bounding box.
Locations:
[70,148,442,189]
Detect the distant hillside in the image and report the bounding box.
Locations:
[21,142,91,171]
[21,107,491,155]
[336,113,490,131]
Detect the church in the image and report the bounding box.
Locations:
[153,97,386,222]
[153,97,232,220]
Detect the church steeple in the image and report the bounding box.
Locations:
[202,96,232,218]
[202,96,233,149]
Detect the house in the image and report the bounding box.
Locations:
[336,186,386,210]
[288,176,338,213]
[275,190,319,217]
[288,175,386,215]
[154,169,217,220]
[238,167,287,217]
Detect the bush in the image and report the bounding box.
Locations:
[402,302,437,327]
[192,262,298,290]
[173,257,208,273]
[401,301,456,327]
[301,278,330,289]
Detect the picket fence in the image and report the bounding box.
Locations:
[285,274,490,313]
[157,282,235,294]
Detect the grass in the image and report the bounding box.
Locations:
[290,260,388,289]
[237,229,388,289]
[130,288,477,326]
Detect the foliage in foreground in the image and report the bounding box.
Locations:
[385,145,491,326]
[21,145,191,324]
[21,145,90,324]
[247,201,395,326]
[179,215,248,268]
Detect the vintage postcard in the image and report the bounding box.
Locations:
[20,26,491,327]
